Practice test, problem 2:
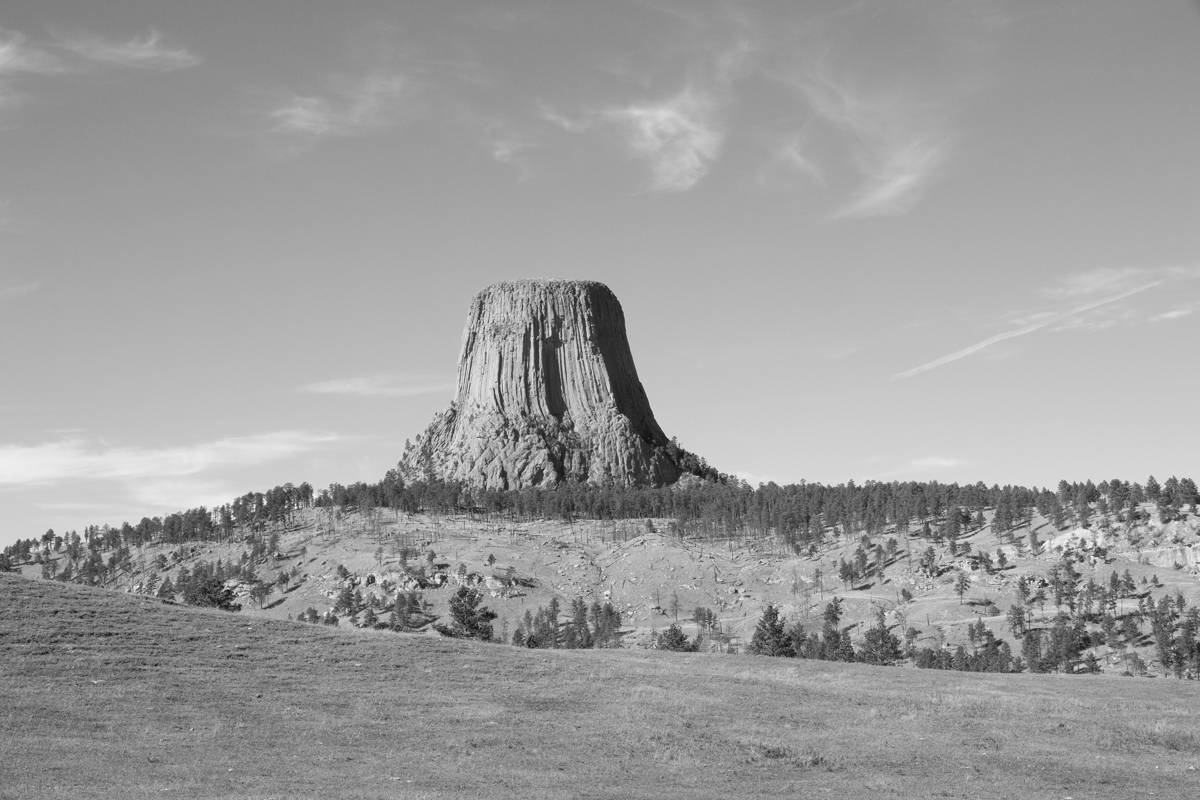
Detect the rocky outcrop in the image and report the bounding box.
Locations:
[399,280,703,489]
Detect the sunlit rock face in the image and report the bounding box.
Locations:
[399,280,685,489]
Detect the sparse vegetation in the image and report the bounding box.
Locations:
[4,572,1199,799]
[5,471,1200,680]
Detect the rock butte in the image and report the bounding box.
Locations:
[399,279,703,489]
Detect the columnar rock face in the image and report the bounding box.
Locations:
[399,280,690,489]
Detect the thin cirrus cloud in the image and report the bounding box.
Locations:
[0,431,343,487]
[0,29,65,111]
[765,131,824,185]
[269,72,414,147]
[794,66,951,219]
[834,135,949,219]
[485,123,538,179]
[893,273,1170,380]
[0,29,64,77]
[2,26,197,118]
[909,456,963,470]
[1041,265,1162,298]
[1149,307,1193,323]
[1038,264,1200,329]
[0,281,39,301]
[38,480,236,515]
[298,374,452,399]
[127,477,241,511]
[603,87,724,192]
[50,28,201,71]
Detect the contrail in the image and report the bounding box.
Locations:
[893,281,1160,380]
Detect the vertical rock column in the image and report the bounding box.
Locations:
[400,280,686,489]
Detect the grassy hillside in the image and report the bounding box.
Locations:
[20,502,1200,672]
[3,572,1198,799]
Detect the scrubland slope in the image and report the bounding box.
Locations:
[3,572,1199,799]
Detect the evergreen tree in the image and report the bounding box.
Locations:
[589,601,622,647]
[1145,475,1161,502]
[858,608,901,665]
[954,571,970,604]
[443,587,497,641]
[748,604,791,657]
[1006,605,1026,637]
[390,591,431,632]
[249,581,271,608]
[656,624,696,652]
[333,584,357,615]
[182,576,240,611]
[567,597,593,648]
[821,597,845,660]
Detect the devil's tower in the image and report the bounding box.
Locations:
[399,280,702,489]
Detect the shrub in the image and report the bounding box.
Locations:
[182,577,241,611]
[656,624,697,652]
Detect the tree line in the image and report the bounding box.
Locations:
[6,472,1196,573]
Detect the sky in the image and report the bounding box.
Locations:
[2,0,1199,545]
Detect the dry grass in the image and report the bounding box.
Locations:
[2,573,1198,799]
[30,507,1200,672]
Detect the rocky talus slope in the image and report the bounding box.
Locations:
[400,280,691,488]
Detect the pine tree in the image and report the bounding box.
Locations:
[249,581,271,608]
[820,597,845,659]
[656,624,695,652]
[444,587,496,641]
[544,597,562,647]
[568,597,593,648]
[334,584,356,615]
[1146,475,1161,502]
[954,571,970,604]
[859,608,901,665]
[748,604,791,657]
[1006,605,1026,637]
[182,576,240,611]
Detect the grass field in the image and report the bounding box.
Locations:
[2,572,1198,799]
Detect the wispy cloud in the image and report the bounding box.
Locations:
[490,132,532,165]
[732,469,802,487]
[1041,266,1161,298]
[869,454,967,479]
[485,123,538,179]
[298,374,452,399]
[759,129,825,187]
[0,29,65,77]
[0,281,39,301]
[894,279,1163,380]
[51,28,200,71]
[538,102,590,134]
[128,477,239,510]
[269,72,414,149]
[37,500,146,514]
[0,431,343,487]
[1149,307,1194,323]
[0,29,65,113]
[541,21,752,193]
[793,65,951,218]
[835,135,949,218]
[909,456,963,470]
[2,26,196,124]
[604,87,724,192]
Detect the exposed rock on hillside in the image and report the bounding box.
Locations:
[399,280,706,489]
